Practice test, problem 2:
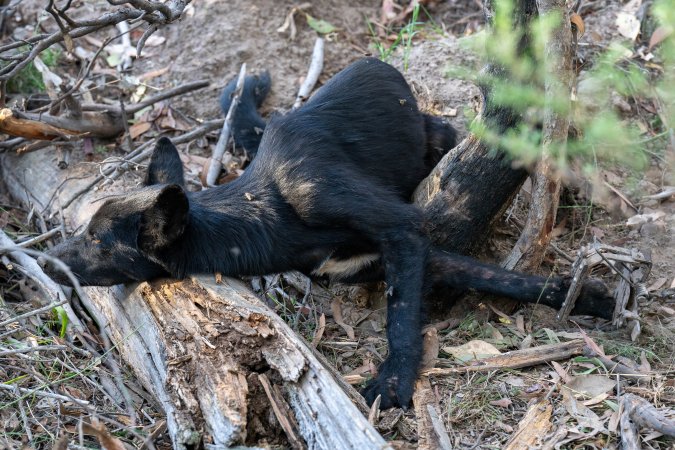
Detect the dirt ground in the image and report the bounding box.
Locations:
[1,0,674,449]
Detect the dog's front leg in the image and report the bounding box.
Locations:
[362,228,429,409]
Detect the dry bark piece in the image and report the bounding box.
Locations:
[413,377,452,450]
[504,399,553,450]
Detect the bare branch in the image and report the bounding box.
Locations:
[293,38,324,110]
[0,1,192,82]
[206,64,246,186]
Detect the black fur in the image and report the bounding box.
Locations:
[220,71,271,159]
[44,58,613,409]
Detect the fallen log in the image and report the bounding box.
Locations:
[0,150,388,450]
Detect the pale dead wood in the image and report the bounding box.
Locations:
[423,340,586,376]
[619,400,641,450]
[293,37,324,110]
[505,399,553,449]
[2,80,210,144]
[206,64,246,186]
[622,393,675,437]
[413,377,452,450]
[258,373,306,450]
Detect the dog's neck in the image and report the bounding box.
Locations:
[157,180,281,278]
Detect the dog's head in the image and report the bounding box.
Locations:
[43,138,190,286]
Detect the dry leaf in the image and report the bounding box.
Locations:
[648,26,673,50]
[616,12,641,40]
[442,340,501,362]
[582,392,610,406]
[564,374,615,398]
[503,375,526,387]
[648,277,667,291]
[311,313,326,348]
[561,389,606,434]
[139,66,170,81]
[81,418,126,450]
[129,121,152,140]
[515,314,525,333]
[491,397,513,408]
[570,13,585,37]
[331,297,355,340]
[551,360,571,383]
[144,35,166,47]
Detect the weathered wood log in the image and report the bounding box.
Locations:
[0,150,389,450]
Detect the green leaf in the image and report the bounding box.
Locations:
[305,14,336,34]
[53,306,69,338]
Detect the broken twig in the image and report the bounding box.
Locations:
[293,37,324,110]
[423,340,586,376]
[206,64,246,186]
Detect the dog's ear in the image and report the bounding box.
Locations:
[145,137,185,186]
[138,184,189,253]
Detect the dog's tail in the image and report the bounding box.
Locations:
[220,71,271,159]
[427,248,614,320]
[422,114,457,171]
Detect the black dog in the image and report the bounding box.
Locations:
[44,58,613,409]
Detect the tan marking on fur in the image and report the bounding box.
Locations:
[312,253,380,278]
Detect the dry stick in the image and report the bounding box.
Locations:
[16,227,63,248]
[60,118,223,210]
[258,374,306,450]
[206,64,246,186]
[622,393,675,437]
[136,24,159,57]
[6,80,210,141]
[0,382,90,406]
[0,0,191,81]
[422,339,586,376]
[0,345,67,356]
[0,231,82,333]
[292,37,324,110]
[89,79,210,114]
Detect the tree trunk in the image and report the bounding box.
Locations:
[502,0,575,272]
[414,0,540,254]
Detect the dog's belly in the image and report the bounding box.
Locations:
[311,252,380,278]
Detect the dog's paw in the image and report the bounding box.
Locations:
[362,357,417,409]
